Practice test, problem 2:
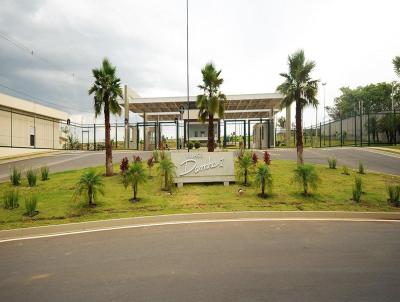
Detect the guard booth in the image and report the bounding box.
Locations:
[121,86,283,150]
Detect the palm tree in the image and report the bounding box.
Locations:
[197,62,227,152]
[75,169,104,207]
[238,151,253,186]
[89,58,123,176]
[393,56,400,78]
[158,158,175,191]
[124,162,147,202]
[255,163,273,198]
[277,50,319,165]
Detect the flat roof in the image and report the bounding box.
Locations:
[0,92,68,121]
[125,91,283,120]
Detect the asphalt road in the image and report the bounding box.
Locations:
[0,220,399,301]
[0,147,399,181]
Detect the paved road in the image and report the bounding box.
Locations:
[0,220,399,301]
[0,147,399,182]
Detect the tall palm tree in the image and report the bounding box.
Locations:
[277,50,319,165]
[197,62,226,152]
[393,56,400,78]
[89,58,123,176]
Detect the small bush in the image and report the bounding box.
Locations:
[263,151,271,165]
[328,158,337,169]
[24,195,38,217]
[120,157,129,174]
[194,141,201,149]
[152,150,159,163]
[255,164,272,198]
[292,164,320,195]
[26,168,37,187]
[3,190,19,209]
[9,167,21,186]
[40,166,49,181]
[358,162,365,174]
[387,184,400,206]
[238,151,253,186]
[352,176,362,202]
[342,165,350,175]
[187,141,194,149]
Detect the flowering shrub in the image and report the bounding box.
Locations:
[147,156,154,168]
[263,151,271,165]
[133,155,142,163]
[120,157,129,175]
[252,152,258,165]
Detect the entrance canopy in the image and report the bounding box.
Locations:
[124,89,283,121]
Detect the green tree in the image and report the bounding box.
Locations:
[124,162,147,202]
[238,151,253,186]
[277,116,286,129]
[292,164,320,195]
[89,58,123,176]
[158,158,175,191]
[277,50,319,165]
[393,56,400,78]
[75,170,104,207]
[196,62,226,152]
[255,163,272,198]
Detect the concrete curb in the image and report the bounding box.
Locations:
[1,211,399,242]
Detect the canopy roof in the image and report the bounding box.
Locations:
[125,91,283,121]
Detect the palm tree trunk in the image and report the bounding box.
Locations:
[295,101,304,165]
[88,186,93,206]
[244,169,248,186]
[208,114,214,152]
[104,101,113,176]
[261,180,265,196]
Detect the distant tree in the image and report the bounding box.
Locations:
[277,50,319,165]
[196,62,226,152]
[89,58,123,176]
[277,116,286,129]
[393,56,400,78]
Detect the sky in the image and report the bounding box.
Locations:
[0,0,399,126]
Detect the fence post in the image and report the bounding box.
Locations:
[360,109,363,147]
[367,112,370,146]
[340,116,343,147]
[329,122,331,147]
[115,123,118,149]
[354,112,357,146]
[243,120,246,149]
[223,121,227,148]
[248,120,251,149]
[136,123,139,150]
[176,121,179,150]
[394,109,397,146]
[93,123,96,151]
[10,109,13,147]
[319,123,322,148]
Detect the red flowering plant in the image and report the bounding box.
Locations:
[263,151,271,165]
[120,157,129,175]
[252,152,258,165]
[147,156,154,177]
[133,155,142,163]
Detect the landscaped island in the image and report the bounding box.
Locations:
[1,155,399,230]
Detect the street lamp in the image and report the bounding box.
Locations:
[322,82,327,146]
[186,0,190,152]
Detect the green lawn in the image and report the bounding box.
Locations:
[0,160,399,230]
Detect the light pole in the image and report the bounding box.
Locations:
[322,82,327,146]
[186,0,190,152]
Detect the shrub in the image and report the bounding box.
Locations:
[147,156,154,177]
[292,164,320,195]
[9,167,21,186]
[74,170,104,207]
[40,166,49,181]
[125,161,147,202]
[252,152,258,165]
[327,158,337,169]
[352,176,362,202]
[387,184,400,206]
[26,168,37,187]
[194,141,201,149]
[263,151,271,165]
[358,162,365,174]
[255,164,272,198]
[24,195,38,217]
[158,158,176,191]
[187,141,194,149]
[152,150,159,163]
[3,190,19,209]
[133,155,142,163]
[342,165,350,175]
[238,151,253,186]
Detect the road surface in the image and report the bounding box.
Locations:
[0,220,399,301]
[0,147,399,181]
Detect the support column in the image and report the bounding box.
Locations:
[183,120,187,147]
[243,120,246,149]
[176,120,179,150]
[247,120,251,149]
[136,123,139,150]
[94,123,96,150]
[217,119,221,145]
[124,85,129,149]
[223,120,227,148]
[267,119,271,149]
[115,122,118,149]
[143,112,146,151]
[259,118,262,149]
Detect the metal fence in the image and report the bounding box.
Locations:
[275,110,399,148]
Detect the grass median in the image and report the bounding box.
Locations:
[0,159,399,230]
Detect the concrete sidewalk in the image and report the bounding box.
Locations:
[0,147,61,161]
[1,211,399,242]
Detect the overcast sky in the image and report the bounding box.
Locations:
[0,0,399,125]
